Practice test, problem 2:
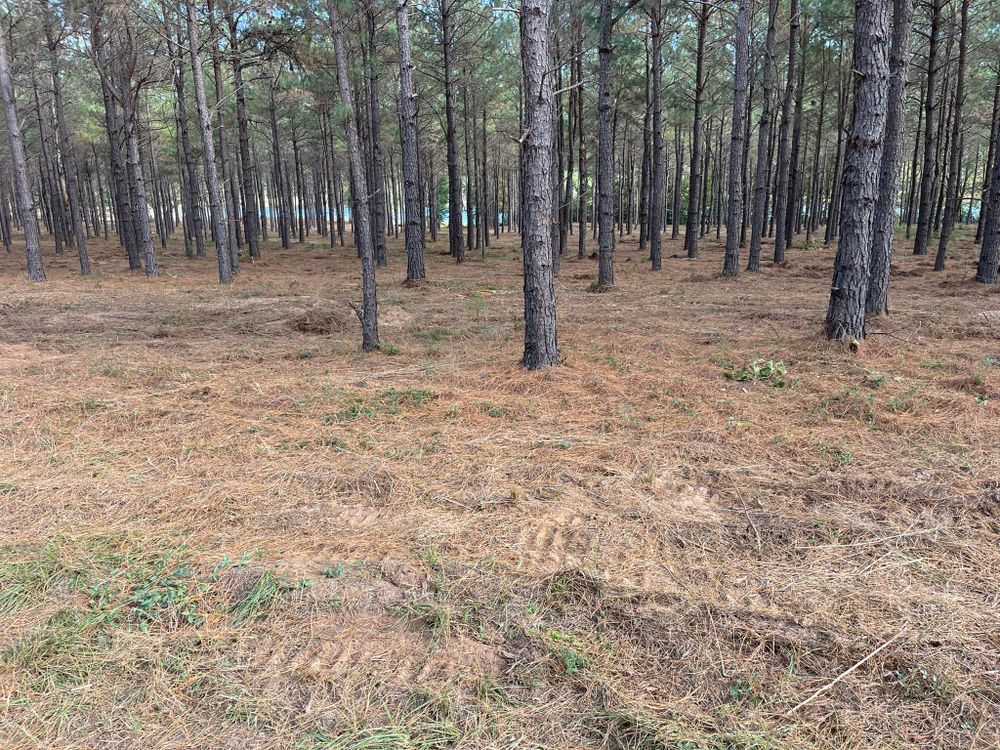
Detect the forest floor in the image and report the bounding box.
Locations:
[1,227,998,750]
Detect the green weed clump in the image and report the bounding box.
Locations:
[725,360,788,387]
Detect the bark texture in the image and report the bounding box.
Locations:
[396,0,425,283]
[186,0,232,283]
[867,0,914,314]
[328,0,380,350]
[748,0,778,272]
[0,26,45,281]
[826,0,890,342]
[723,0,750,277]
[519,0,559,369]
[595,0,615,288]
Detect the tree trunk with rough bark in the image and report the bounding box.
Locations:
[441,0,464,261]
[748,0,778,271]
[328,0,380,349]
[826,0,890,342]
[225,1,260,259]
[866,0,914,315]
[723,0,750,277]
[684,1,710,258]
[186,0,232,283]
[520,0,559,369]
[649,1,665,271]
[396,0,425,283]
[934,0,969,271]
[0,26,45,281]
[595,0,615,288]
[913,0,942,255]
[771,0,798,264]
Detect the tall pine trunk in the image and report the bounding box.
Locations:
[826,0,890,342]
[328,0,380,349]
[442,0,464,261]
[186,0,232,283]
[226,0,260,259]
[396,0,425,283]
[0,26,45,280]
[595,0,615,288]
[520,0,559,369]
[866,0,914,314]
[913,0,942,255]
[723,0,750,277]
[648,1,665,271]
[40,0,89,274]
[771,0,798,264]
[748,0,778,271]
[933,0,969,271]
[683,2,710,258]
[366,8,388,267]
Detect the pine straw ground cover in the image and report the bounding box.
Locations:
[0,228,998,750]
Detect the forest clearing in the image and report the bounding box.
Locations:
[2,229,999,749]
[2,0,1000,746]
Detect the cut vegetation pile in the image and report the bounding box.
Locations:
[1,231,999,749]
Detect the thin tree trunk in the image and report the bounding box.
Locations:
[976,78,1000,245]
[684,1,710,258]
[595,0,615,288]
[576,12,587,258]
[225,0,260,259]
[638,38,652,253]
[365,7,388,267]
[723,0,750,276]
[649,1,665,271]
[395,0,425,282]
[866,0,914,314]
[207,0,239,275]
[934,0,969,271]
[786,46,806,246]
[441,0,464,261]
[0,27,45,280]
[328,0,380,348]
[913,0,943,255]
[748,0,779,270]
[186,0,232,283]
[771,0,799,264]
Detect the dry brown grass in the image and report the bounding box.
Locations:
[1,226,998,750]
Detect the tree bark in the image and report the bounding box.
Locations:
[748,0,778,271]
[723,0,750,277]
[684,1,710,258]
[976,72,1000,284]
[365,7,388,267]
[225,0,260,259]
[396,0,425,283]
[595,0,615,288]
[826,0,890,342]
[0,26,45,280]
[520,0,559,369]
[771,0,798,264]
[186,0,232,283]
[576,12,587,259]
[866,0,914,314]
[648,1,665,271]
[328,0,380,349]
[913,0,942,255]
[933,0,969,271]
[976,78,1000,245]
[441,0,464,261]
[39,0,89,273]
